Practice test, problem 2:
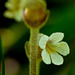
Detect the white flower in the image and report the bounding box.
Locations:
[39,32,70,65]
[4,0,34,21]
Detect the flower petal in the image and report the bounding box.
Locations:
[14,9,23,21]
[4,11,14,18]
[5,2,13,10]
[52,42,70,56]
[41,49,51,64]
[48,32,64,43]
[39,35,48,49]
[51,51,64,65]
[38,34,44,42]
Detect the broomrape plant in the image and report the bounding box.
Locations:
[4,0,70,75]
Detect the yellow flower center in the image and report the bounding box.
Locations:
[46,43,56,55]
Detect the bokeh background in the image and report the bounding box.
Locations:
[0,0,75,75]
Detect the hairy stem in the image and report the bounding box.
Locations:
[29,28,39,75]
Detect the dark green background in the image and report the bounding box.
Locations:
[0,0,75,75]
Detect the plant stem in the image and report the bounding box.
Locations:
[29,28,39,75]
[36,60,41,75]
[0,35,5,75]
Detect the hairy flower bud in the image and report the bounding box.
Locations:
[23,0,49,28]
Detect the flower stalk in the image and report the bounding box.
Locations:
[23,1,49,75]
[29,28,39,75]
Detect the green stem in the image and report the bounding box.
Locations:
[29,28,39,75]
[36,60,41,75]
[0,35,5,75]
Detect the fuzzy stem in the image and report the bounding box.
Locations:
[29,28,39,75]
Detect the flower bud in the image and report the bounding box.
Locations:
[23,0,49,28]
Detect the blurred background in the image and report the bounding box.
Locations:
[0,0,75,75]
